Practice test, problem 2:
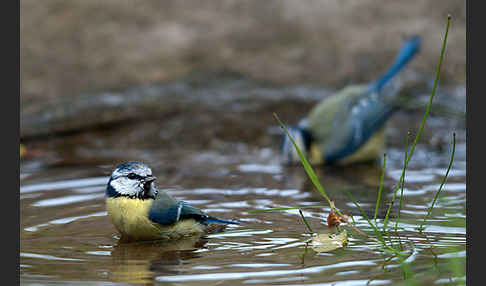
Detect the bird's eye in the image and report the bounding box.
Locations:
[127,173,138,180]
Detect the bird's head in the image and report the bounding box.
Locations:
[106,161,158,200]
[280,126,312,165]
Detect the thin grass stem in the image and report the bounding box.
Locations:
[298,209,314,234]
[382,15,451,232]
[395,132,411,234]
[419,132,456,233]
[374,153,387,223]
[274,113,342,217]
[346,191,387,246]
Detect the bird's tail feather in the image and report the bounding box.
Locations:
[204,217,242,225]
[371,36,421,93]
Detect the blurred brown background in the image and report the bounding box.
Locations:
[21,0,465,104]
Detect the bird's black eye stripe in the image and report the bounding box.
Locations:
[127,173,141,180]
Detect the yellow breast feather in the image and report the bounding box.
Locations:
[309,143,324,165]
[336,128,385,165]
[308,128,385,166]
[106,197,205,242]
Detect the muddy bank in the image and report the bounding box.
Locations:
[21,0,465,104]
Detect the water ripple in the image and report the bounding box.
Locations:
[156,260,377,282]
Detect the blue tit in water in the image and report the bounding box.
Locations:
[281,36,422,166]
[105,161,241,242]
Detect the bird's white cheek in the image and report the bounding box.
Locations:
[111,179,140,195]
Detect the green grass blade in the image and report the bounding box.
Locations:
[299,209,314,234]
[382,15,451,232]
[406,14,451,168]
[373,153,387,223]
[273,113,334,209]
[395,132,411,234]
[400,261,418,285]
[346,191,387,246]
[419,132,456,233]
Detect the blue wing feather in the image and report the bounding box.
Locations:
[149,200,207,225]
[149,199,241,226]
[323,99,396,163]
[203,217,242,225]
[148,203,180,225]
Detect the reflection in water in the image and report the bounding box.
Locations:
[20,88,466,285]
[109,236,207,284]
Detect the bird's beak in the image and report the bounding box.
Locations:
[142,176,157,199]
[143,176,156,184]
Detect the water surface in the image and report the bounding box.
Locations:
[20,84,466,285]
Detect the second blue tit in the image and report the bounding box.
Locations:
[281,36,421,166]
